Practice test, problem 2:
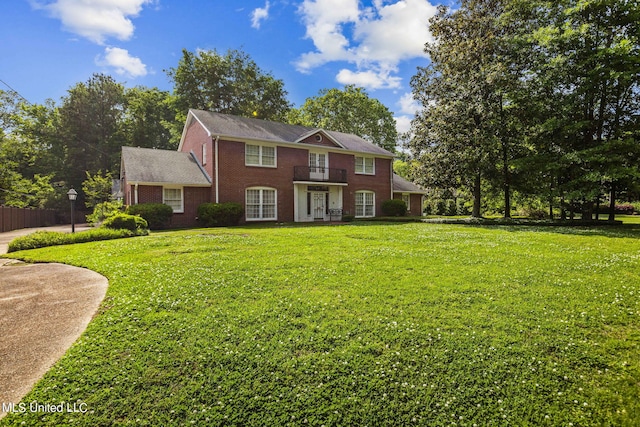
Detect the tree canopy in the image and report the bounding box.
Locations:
[167,48,292,122]
[409,0,640,220]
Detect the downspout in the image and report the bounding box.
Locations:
[214,136,220,203]
[134,183,139,205]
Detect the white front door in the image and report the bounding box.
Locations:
[312,192,326,220]
[309,152,327,181]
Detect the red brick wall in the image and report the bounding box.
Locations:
[180,120,214,199]
[173,187,210,227]
[343,157,392,217]
[127,184,209,228]
[216,140,309,222]
[138,185,163,203]
[393,193,424,216]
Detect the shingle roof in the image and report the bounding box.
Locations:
[188,109,395,157]
[393,173,427,194]
[121,146,211,185]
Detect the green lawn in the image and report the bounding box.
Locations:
[3,223,640,426]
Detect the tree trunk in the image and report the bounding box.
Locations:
[503,146,511,219]
[608,183,616,222]
[472,173,482,218]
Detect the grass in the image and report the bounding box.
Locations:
[2,223,640,426]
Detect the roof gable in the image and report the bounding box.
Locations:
[295,130,344,148]
[183,110,394,157]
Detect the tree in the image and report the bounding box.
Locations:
[59,74,127,192]
[122,87,176,150]
[82,170,114,210]
[409,1,515,217]
[288,85,398,152]
[522,0,640,220]
[167,48,291,122]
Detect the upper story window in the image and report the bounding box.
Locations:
[355,156,375,175]
[246,144,276,167]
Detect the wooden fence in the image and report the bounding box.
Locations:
[0,206,58,232]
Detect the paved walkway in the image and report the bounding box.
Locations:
[0,225,108,418]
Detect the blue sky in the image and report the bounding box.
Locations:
[0,0,455,133]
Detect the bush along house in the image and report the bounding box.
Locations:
[120,109,426,227]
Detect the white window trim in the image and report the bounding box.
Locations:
[245,143,277,168]
[355,190,375,218]
[355,156,375,175]
[246,187,277,221]
[402,193,411,211]
[202,143,207,165]
[163,186,184,213]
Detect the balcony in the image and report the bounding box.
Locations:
[294,166,347,183]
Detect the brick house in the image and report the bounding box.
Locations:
[120,110,426,226]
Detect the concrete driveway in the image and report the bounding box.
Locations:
[0,225,108,419]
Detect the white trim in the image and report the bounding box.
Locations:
[355,190,375,218]
[214,136,220,203]
[295,129,345,148]
[178,110,212,152]
[355,156,375,175]
[245,143,277,168]
[401,193,411,211]
[163,186,184,213]
[245,187,277,221]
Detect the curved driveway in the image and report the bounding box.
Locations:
[0,225,107,419]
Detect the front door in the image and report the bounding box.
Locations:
[312,192,326,220]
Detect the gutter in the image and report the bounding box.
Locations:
[214,136,220,203]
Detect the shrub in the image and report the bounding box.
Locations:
[127,203,173,230]
[197,202,244,227]
[86,200,124,226]
[615,204,635,215]
[342,214,355,222]
[445,200,457,216]
[435,200,447,216]
[7,228,146,253]
[102,213,148,232]
[381,199,407,217]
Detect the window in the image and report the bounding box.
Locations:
[246,187,277,220]
[202,143,207,165]
[355,191,375,217]
[402,194,411,211]
[245,144,276,167]
[163,187,183,213]
[355,156,375,174]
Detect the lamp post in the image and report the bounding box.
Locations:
[67,188,77,233]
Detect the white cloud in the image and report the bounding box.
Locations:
[251,1,271,29]
[97,47,148,77]
[336,68,402,90]
[295,0,436,90]
[32,0,154,44]
[394,115,413,134]
[398,92,421,115]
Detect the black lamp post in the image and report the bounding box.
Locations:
[67,188,77,233]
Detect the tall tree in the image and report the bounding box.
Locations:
[288,85,398,152]
[409,1,515,217]
[525,0,640,220]
[58,73,126,191]
[167,48,291,123]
